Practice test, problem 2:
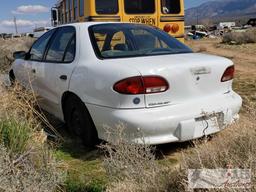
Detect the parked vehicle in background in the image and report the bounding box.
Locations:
[33,27,53,38]
[52,0,185,42]
[247,18,256,27]
[10,23,242,146]
[217,22,236,30]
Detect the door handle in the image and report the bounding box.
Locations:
[59,75,67,81]
[31,69,36,73]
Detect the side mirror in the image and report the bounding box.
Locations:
[24,53,31,60]
[51,8,58,26]
[13,51,27,59]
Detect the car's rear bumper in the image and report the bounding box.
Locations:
[87,91,242,145]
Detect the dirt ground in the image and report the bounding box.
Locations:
[186,39,256,76]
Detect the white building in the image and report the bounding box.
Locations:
[218,22,236,29]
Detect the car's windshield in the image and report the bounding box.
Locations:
[89,24,192,59]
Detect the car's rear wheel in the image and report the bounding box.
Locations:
[64,95,98,147]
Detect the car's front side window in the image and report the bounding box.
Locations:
[29,29,56,61]
[45,26,76,63]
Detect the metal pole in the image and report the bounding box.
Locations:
[14,16,18,34]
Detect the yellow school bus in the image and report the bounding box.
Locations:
[52,0,185,42]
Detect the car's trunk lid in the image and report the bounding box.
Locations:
[120,53,234,108]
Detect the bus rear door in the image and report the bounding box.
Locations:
[158,0,185,42]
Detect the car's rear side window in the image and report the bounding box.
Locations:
[45,26,76,63]
[64,37,76,62]
[161,0,181,14]
[96,0,118,14]
[124,0,155,14]
[29,29,56,61]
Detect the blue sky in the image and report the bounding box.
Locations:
[0,0,211,33]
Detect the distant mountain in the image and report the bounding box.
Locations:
[185,0,256,25]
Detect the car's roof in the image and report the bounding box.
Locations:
[57,22,142,28]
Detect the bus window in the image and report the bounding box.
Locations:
[69,0,72,20]
[161,0,181,14]
[79,0,84,17]
[111,31,126,50]
[124,0,155,14]
[94,33,107,51]
[95,0,118,14]
[74,0,78,20]
[65,0,69,22]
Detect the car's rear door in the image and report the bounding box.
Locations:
[34,26,77,117]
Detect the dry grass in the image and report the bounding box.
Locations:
[0,37,34,73]
[102,107,256,191]
[0,83,65,192]
[99,100,256,192]
[167,104,256,191]
[0,144,64,192]
[222,29,256,45]
[100,124,172,192]
[0,36,254,191]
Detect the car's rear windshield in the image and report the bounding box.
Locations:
[89,24,192,59]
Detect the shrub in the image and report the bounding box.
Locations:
[101,107,256,191]
[0,119,32,155]
[100,124,171,192]
[0,144,64,192]
[0,84,65,191]
[168,107,256,191]
[0,37,34,73]
[222,29,256,45]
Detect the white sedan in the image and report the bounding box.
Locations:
[10,22,242,146]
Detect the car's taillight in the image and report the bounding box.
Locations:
[221,65,235,82]
[113,76,169,95]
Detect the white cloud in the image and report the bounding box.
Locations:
[1,19,49,27]
[2,19,32,27]
[12,5,49,14]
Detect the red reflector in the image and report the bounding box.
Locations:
[221,65,235,82]
[171,23,179,33]
[163,24,171,33]
[114,76,169,95]
[163,23,179,33]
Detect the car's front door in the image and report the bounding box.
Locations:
[15,29,56,91]
[33,26,77,119]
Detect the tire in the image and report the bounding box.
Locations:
[64,95,98,147]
